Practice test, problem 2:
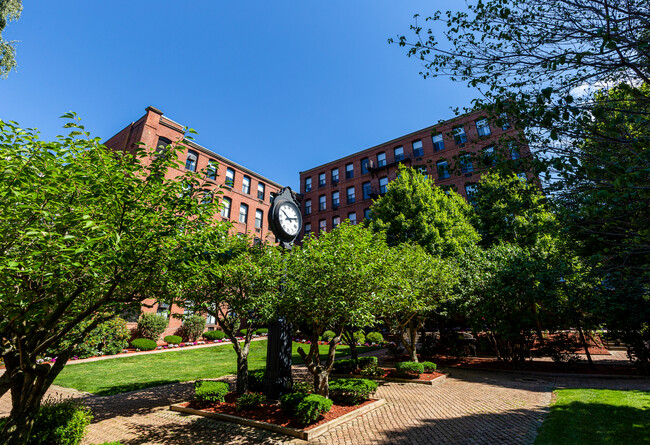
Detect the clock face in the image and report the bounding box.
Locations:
[278,202,300,236]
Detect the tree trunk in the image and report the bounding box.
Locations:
[408,323,418,362]
[342,331,359,361]
[576,321,593,368]
[313,370,329,397]
[236,348,250,395]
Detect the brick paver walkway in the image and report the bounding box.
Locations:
[2,358,649,444]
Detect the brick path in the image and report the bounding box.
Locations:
[2,359,649,444]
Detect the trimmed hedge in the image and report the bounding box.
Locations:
[27,397,93,445]
[395,361,424,378]
[194,380,229,403]
[321,330,336,342]
[136,313,168,341]
[366,332,384,344]
[292,381,313,394]
[235,392,266,411]
[358,356,378,369]
[240,329,248,336]
[280,393,332,424]
[421,361,437,373]
[352,331,365,344]
[329,378,378,405]
[164,335,182,344]
[203,330,226,341]
[332,356,378,374]
[130,338,157,351]
[255,328,268,335]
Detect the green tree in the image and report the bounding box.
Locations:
[0,0,21,78]
[369,165,479,257]
[283,222,386,396]
[377,243,457,362]
[0,116,224,444]
[179,234,282,394]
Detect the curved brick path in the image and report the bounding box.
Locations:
[2,362,649,444]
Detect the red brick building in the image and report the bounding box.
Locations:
[104,106,283,337]
[298,110,530,237]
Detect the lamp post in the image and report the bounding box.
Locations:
[265,187,302,398]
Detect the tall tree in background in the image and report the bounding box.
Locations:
[369,165,479,257]
[0,0,21,77]
[0,116,224,444]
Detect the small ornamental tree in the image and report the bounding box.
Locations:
[377,243,456,362]
[179,234,281,394]
[283,222,387,396]
[0,116,226,444]
[369,165,479,258]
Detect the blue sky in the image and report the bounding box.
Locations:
[1,1,478,189]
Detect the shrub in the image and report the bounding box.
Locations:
[194,380,229,403]
[295,395,333,424]
[395,361,424,378]
[255,328,268,335]
[328,379,378,405]
[421,361,437,373]
[179,314,206,341]
[353,331,365,344]
[359,364,384,378]
[357,356,378,369]
[203,330,226,341]
[280,392,308,414]
[248,369,266,392]
[240,329,248,336]
[27,397,92,445]
[292,381,313,394]
[130,338,157,351]
[332,359,357,374]
[321,330,337,342]
[50,317,130,359]
[164,335,182,344]
[136,313,168,341]
[235,392,266,411]
[366,332,384,344]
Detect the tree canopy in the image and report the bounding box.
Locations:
[0,0,21,78]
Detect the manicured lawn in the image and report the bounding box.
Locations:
[535,388,650,445]
[54,340,381,395]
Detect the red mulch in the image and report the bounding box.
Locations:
[182,392,376,431]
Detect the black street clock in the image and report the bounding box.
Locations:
[268,187,302,246]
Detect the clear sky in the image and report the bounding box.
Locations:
[1,1,479,189]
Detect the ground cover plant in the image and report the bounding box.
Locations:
[194,380,229,403]
[534,389,650,445]
[54,340,380,395]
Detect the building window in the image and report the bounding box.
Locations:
[412,140,423,157]
[221,197,231,218]
[332,191,340,208]
[239,203,249,223]
[360,158,369,174]
[414,165,428,176]
[206,314,216,325]
[242,176,251,194]
[255,209,263,229]
[304,223,311,235]
[348,212,357,225]
[347,186,355,204]
[333,216,340,228]
[394,146,404,162]
[432,134,445,152]
[483,146,496,166]
[257,182,265,200]
[465,184,478,205]
[476,118,491,137]
[156,302,170,318]
[500,113,511,130]
[331,168,339,183]
[379,177,388,195]
[453,126,467,145]
[437,160,450,179]
[362,181,371,200]
[319,172,326,187]
[155,137,172,157]
[364,208,371,220]
[185,150,198,172]
[460,154,474,174]
[377,152,386,167]
[319,195,326,211]
[509,143,520,160]
[305,177,312,192]
[207,160,218,180]
[305,199,312,215]
[346,163,354,179]
[225,168,235,187]
[319,219,326,232]
[201,191,213,205]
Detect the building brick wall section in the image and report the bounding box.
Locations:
[104,106,284,338]
[298,110,530,238]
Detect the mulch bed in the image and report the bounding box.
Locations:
[347,368,445,381]
[182,392,375,431]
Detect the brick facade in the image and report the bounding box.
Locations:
[104,106,283,339]
[299,110,530,237]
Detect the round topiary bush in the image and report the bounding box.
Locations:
[255,328,268,335]
[395,361,424,378]
[164,335,182,344]
[194,380,230,403]
[366,332,384,344]
[353,331,365,344]
[131,338,158,351]
[329,378,378,405]
[239,329,248,336]
[321,330,336,342]
[421,361,437,373]
[203,330,226,341]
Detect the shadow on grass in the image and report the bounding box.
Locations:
[92,379,183,396]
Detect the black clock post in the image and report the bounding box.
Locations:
[265,187,302,399]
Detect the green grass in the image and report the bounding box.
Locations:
[535,389,650,445]
[54,340,380,395]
